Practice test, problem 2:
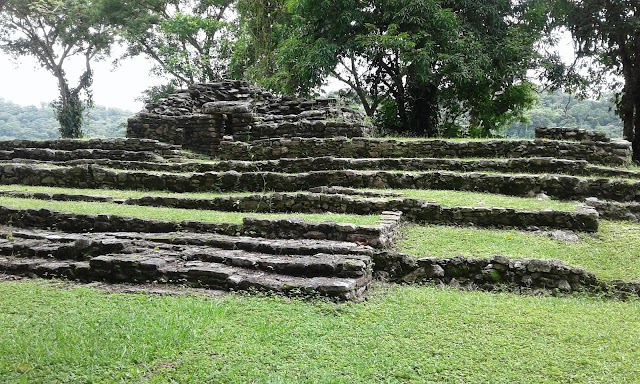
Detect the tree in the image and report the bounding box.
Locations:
[231,0,289,89]
[0,0,115,138]
[235,0,545,137]
[552,0,640,163]
[102,0,236,87]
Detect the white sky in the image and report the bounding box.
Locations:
[0,48,165,112]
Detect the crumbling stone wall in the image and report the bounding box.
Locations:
[1,164,639,202]
[0,206,400,249]
[219,137,632,165]
[0,190,599,232]
[535,127,611,142]
[127,80,369,155]
[21,156,640,179]
[584,198,640,222]
[374,253,640,297]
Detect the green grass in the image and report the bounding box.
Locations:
[399,221,640,281]
[0,184,265,199]
[0,196,380,225]
[366,188,579,211]
[0,185,580,212]
[0,281,638,383]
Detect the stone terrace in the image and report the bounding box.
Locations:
[0,98,638,299]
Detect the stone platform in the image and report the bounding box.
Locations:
[0,226,373,301]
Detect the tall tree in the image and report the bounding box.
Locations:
[231,0,288,89]
[552,0,640,163]
[0,0,115,138]
[102,0,236,87]
[235,0,544,137]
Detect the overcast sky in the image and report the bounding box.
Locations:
[0,48,165,112]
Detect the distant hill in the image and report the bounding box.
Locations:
[0,98,132,140]
[505,92,623,139]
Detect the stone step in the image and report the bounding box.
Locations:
[140,233,375,256]
[0,237,126,260]
[0,254,371,300]
[0,237,370,279]
[178,248,371,278]
[1,227,376,257]
[0,148,166,162]
[0,227,373,300]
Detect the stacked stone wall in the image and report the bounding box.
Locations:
[0,190,598,232]
[0,206,399,249]
[2,164,639,202]
[219,137,631,165]
[535,127,611,142]
[374,253,640,297]
[584,198,640,222]
[19,156,640,179]
[0,138,179,152]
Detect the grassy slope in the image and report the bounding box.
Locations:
[1,281,639,383]
[399,221,640,281]
[0,196,380,225]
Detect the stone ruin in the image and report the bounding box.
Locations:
[1,87,639,300]
[127,80,370,156]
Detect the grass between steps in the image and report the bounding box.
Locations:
[0,281,638,383]
[0,197,380,226]
[0,185,580,212]
[399,221,640,282]
[0,184,264,199]
[364,188,580,211]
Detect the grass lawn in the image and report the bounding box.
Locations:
[399,221,640,281]
[0,196,380,226]
[0,281,638,383]
[365,188,579,211]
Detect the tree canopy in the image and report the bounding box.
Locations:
[233,0,545,137]
[102,0,236,87]
[0,0,115,138]
[551,0,640,162]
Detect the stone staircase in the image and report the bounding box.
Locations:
[0,227,373,300]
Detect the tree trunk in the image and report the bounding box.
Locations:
[406,81,438,137]
[54,77,84,138]
[633,97,640,163]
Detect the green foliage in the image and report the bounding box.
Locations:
[52,93,88,139]
[0,0,116,138]
[0,99,129,139]
[549,0,640,162]
[505,91,624,139]
[136,83,180,105]
[102,0,237,86]
[236,0,546,138]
